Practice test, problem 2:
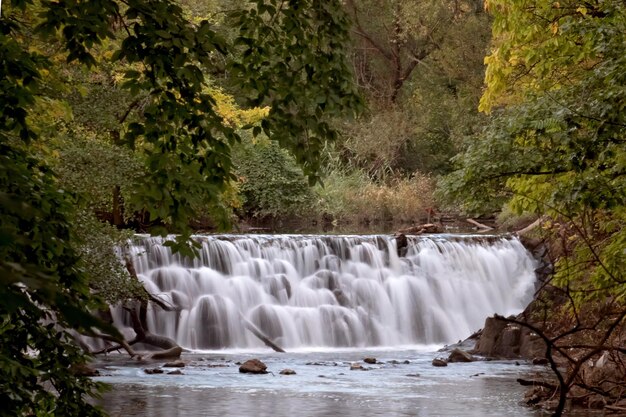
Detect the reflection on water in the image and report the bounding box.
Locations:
[97,350,544,417]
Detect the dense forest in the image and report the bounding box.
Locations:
[1,0,625,416]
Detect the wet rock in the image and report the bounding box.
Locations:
[148,346,183,360]
[306,361,338,366]
[279,369,296,375]
[532,357,549,365]
[71,363,100,377]
[333,289,351,307]
[473,316,544,359]
[405,373,420,378]
[167,370,184,375]
[350,363,365,370]
[163,361,185,368]
[363,357,377,364]
[239,359,268,374]
[204,363,229,368]
[447,348,474,363]
[144,368,164,374]
[403,360,410,364]
[432,358,448,367]
[395,233,408,257]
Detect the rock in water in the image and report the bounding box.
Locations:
[239,359,268,374]
[432,358,448,367]
[363,357,377,364]
[350,363,364,370]
[167,370,184,375]
[144,368,164,374]
[279,369,296,375]
[163,360,185,368]
[447,348,475,363]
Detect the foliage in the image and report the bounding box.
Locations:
[73,211,147,304]
[228,0,364,184]
[50,127,143,213]
[234,137,314,218]
[315,169,435,224]
[0,143,108,416]
[333,0,491,179]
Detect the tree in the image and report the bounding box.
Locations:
[441,1,626,414]
[0,0,361,414]
[334,0,490,179]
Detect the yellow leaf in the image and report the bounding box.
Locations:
[551,22,558,34]
[576,6,587,16]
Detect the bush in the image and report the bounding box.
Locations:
[233,138,314,218]
[314,169,435,225]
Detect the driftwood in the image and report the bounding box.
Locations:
[517,378,558,391]
[466,218,494,231]
[397,223,442,235]
[148,346,183,360]
[515,216,547,237]
[239,312,285,353]
[605,405,626,413]
[92,260,183,359]
[93,332,139,358]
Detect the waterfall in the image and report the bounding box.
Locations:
[116,234,536,350]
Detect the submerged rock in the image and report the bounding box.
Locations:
[279,369,296,375]
[167,370,184,375]
[239,359,268,374]
[144,368,164,374]
[163,360,185,368]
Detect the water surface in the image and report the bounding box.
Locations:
[97,349,544,417]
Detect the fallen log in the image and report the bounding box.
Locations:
[148,346,183,360]
[605,405,626,413]
[239,312,285,353]
[397,223,442,235]
[466,218,494,231]
[515,216,547,237]
[517,378,557,391]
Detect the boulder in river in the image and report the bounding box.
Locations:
[363,357,377,364]
[239,359,268,374]
[447,348,475,363]
[350,362,365,370]
[432,358,448,367]
[144,368,164,374]
[473,316,544,359]
[279,369,296,375]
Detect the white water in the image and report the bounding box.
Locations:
[116,234,536,350]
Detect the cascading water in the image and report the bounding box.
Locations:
[116,234,536,350]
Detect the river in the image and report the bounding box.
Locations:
[96,348,545,417]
